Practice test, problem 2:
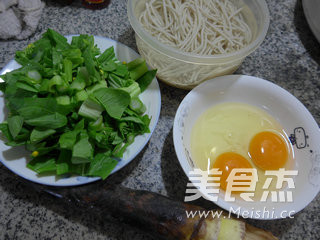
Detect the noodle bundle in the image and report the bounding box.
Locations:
[139,0,252,55]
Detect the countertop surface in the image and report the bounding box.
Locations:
[0,0,319,239]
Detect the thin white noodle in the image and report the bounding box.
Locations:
[139,0,252,55]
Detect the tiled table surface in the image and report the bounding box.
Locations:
[0,0,319,239]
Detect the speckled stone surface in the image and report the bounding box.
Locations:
[0,0,319,239]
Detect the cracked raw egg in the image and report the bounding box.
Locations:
[191,102,294,196]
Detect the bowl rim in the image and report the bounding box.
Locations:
[173,74,320,219]
[127,0,270,64]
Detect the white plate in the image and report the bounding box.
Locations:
[303,0,320,43]
[0,36,161,186]
[173,75,320,219]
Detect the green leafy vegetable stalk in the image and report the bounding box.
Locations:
[0,29,157,180]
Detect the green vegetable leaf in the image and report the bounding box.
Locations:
[71,34,100,55]
[27,157,56,174]
[56,96,70,106]
[12,127,30,143]
[25,113,67,129]
[112,134,135,158]
[52,49,62,66]
[101,60,116,72]
[0,82,6,92]
[114,64,128,78]
[56,149,72,175]
[75,90,88,102]
[86,81,107,96]
[62,48,84,66]
[17,105,52,120]
[108,73,125,88]
[137,69,157,92]
[97,46,115,64]
[88,115,104,131]
[7,116,24,139]
[127,58,145,70]
[128,59,148,81]
[25,142,57,157]
[75,119,85,131]
[15,82,39,93]
[0,122,13,142]
[6,141,26,147]
[59,130,79,150]
[94,88,130,119]
[121,82,141,99]
[27,70,42,82]
[141,115,151,133]
[78,98,104,120]
[14,98,71,120]
[88,153,118,180]
[110,131,123,145]
[30,128,56,143]
[63,59,73,83]
[120,116,145,125]
[72,135,93,164]
[45,29,70,50]
[83,47,100,83]
[129,97,146,115]
[70,73,86,91]
[48,75,68,93]
[58,120,85,150]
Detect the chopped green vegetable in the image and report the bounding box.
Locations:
[75,90,88,102]
[0,29,155,179]
[137,69,157,92]
[93,88,131,119]
[56,95,70,106]
[128,59,149,81]
[27,156,57,174]
[127,58,145,70]
[0,122,13,142]
[88,153,118,179]
[16,82,39,93]
[97,46,115,63]
[121,82,141,99]
[56,149,72,175]
[130,97,146,115]
[59,130,79,150]
[27,70,42,82]
[30,128,56,143]
[7,116,24,139]
[72,134,93,164]
[78,98,104,120]
[88,116,104,131]
[25,113,68,129]
[0,82,6,92]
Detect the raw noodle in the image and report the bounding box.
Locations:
[139,0,252,55]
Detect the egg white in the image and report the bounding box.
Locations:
[190,102,294,199]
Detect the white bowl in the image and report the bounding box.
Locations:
[173,75,320,219]
[128,0,270,89]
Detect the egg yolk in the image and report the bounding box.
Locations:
[249,131,288,170]
[212,152,253,191]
